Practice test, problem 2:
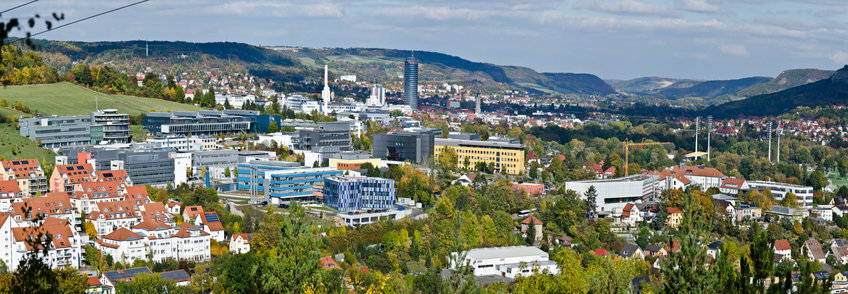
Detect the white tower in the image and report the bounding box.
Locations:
[777,122,782,163]
[767,122,772,162]
[694,117,700,155]
[707,115,712,162]
[368,84,385,106]
[475,96,482,114]
[321,65,331,115]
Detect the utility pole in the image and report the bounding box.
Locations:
[694,117,700,155]
[707,115,712,162]
[777,122,782,163]
[767,121,772,162]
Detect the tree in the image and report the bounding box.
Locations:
[55,267,87,294]
[585,185,598,219]
[84,222,97,238]
[438,146,458,171]
[660,192,718,293]
[224,98,231,109]
[258,203,326,293]
[268,121,278,133]
[807,170,828,191]
[782,192,800,209]
[115,273,183,294]
[224,167,231,178]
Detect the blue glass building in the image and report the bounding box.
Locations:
[404,54,418,110]
[323,176,396,212]
[237,160,342,204]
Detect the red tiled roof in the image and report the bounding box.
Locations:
[664,165,725,178]
[775,239,791,251]
[184,206,203,218]
[233,233,250,243]
[668,207,683,214]
[201,212,224,231]
[622,203,635,217]
[12,217,74,250]
[12,193,73,220]
[55,163,94,184]
[320,256,341,270]
[0,180,21,196]
[103,227,143,241]
[520,215,543,225]
[93,170,128,182]
[173,223,210,238]
[720,177,745,189]
[2,159,43,179]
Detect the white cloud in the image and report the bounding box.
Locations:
[679,0,721,13]
[573,0,678,17]
[719,44,749,56]
[828,50,848,64]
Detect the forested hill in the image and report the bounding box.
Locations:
[706,65,848,118]
[20,39,617,97]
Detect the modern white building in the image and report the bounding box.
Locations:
[279,95,322,114]
[748,181,815,209]
[565,174,661,213]
[659,165,725,190]
[215,94,256,109]
[450,246,559,278]
[321,65,333,115]
[367,84,386,106]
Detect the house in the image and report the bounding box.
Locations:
[195,212,225,242]
[520,216,543,242]
[101,267,153,288]
[10,192,75,227]
[665,241,680,254]
[50,163,94,192]
[620,203,642,225]
[736,205,762,222]
[87,200,141,237]
[70,180,128,215]
[554,235,572,247]
[713,200,735,223]
[183,206,203,221]
[659,164,725,190]
[810,205,833,222]
[166,202,182,214]
[230,233,250,254]
[835,271,848,282]
[666,207,683,229]
[87,277,106,294]
[774,239,792,260]
[159,269,192,286]
[707,241,722,259]
[0,158,47,197]
[450,246,559,278]
[803,239,827,263]
[171,223,212,262]
[830,239,848,264]
[452,175,472,187]
[619,244,644,259]
[320,256,341,270]
[719,178,747,195]
[643,244,667,257]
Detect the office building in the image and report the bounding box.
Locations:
[90,109,131,144]
[748,181,814,209]
[279,94,321,114]
[372,128,440,164]
[328,152,382,170]
[565,174,662,213]
[61,148,175,186]
[404,54,418,110]
[450,246,559,278]
[291,121,353,158]
[19,115,92,148]
[237,160,342,204]
[214,94,256,109]
[367,84,386,106]
[323,176,396,212]
[434,138,525,175]
[19,110,130,148]
[143,110,279,136]
[146,136,217,151]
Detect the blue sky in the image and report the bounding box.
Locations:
[6,0,848,80]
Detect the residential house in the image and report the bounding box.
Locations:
[159,269,192,286]
[101,267,153,288]
[70,180,127,215]
[320,256,341,270]
[643,244,667,257]
[166,202,182,214]
[803,239,827,263]
[620,203,642,226]
[183,206,203,221]
[194,212,225,242]
[619,244,644,259]
[736,205,762,222]
[171,223,211,262]
[50,163,94,192]
[87,200,141,236]
[1,159,48,197]
[811,205,833,222]
[719,178,747,195]
[666,207,683,229]
[775,239,792,261]
[707,241,722,259]
[95,228,148,265]
[520,216,543,242]
[660,165,725,190]
[11,192,75,227]
[230,233,250,254]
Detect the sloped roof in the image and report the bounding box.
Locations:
[620,244,642,257]
[184,206,204,218]
[662,165,725,179]
[805,239,827,260]
[11,217,75,250]
[775,239,792,251]
[124,186,150,203]
[133,219,173,231]
[103,227,144,241]
[233,233,250,243]
[94,169,129,182]
[173,223,210,238]
[88,200,139,221]
[720,177,746,189]
[55,163,94,184]
[73,180,126,200]
[667,207,683,214]
[1,159,43,179]
[520,215,543,225]
[12,192,73,221]
[0,180,22,196]
[622,203,636,217]
[159,269,191,283]
[103,267,152,284]
[320,256,341,270]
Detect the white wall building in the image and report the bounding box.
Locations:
[565,174,661,213]
[450,246,559,278]
[230,233,250,254]
[6,217,81,272]
[748,181,815,209]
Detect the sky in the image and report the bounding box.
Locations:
[5,0,848,80]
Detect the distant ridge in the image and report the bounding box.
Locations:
[706,65,848,117]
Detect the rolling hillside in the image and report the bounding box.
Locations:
[736,68,835,97]
[0,82,202,116]
[656,76,772,100]
[706,66,848,117]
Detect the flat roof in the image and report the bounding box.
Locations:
[435,138,524,149]
[461,246,547,260]
[568,174,656,184]
[747,181,812,189]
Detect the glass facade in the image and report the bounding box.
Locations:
[323,176,396,212]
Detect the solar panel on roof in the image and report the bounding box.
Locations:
[204,212,219,223]
[159,270,190,282]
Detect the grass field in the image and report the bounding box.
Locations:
[0,121,55,166]
[0,82,202,116]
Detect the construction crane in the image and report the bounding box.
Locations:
[624,141,672,176]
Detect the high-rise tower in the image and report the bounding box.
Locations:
[322,64,332,115]
[368,83,386,106]
[404,53,418,111]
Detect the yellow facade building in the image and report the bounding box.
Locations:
[434,138,525,175]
